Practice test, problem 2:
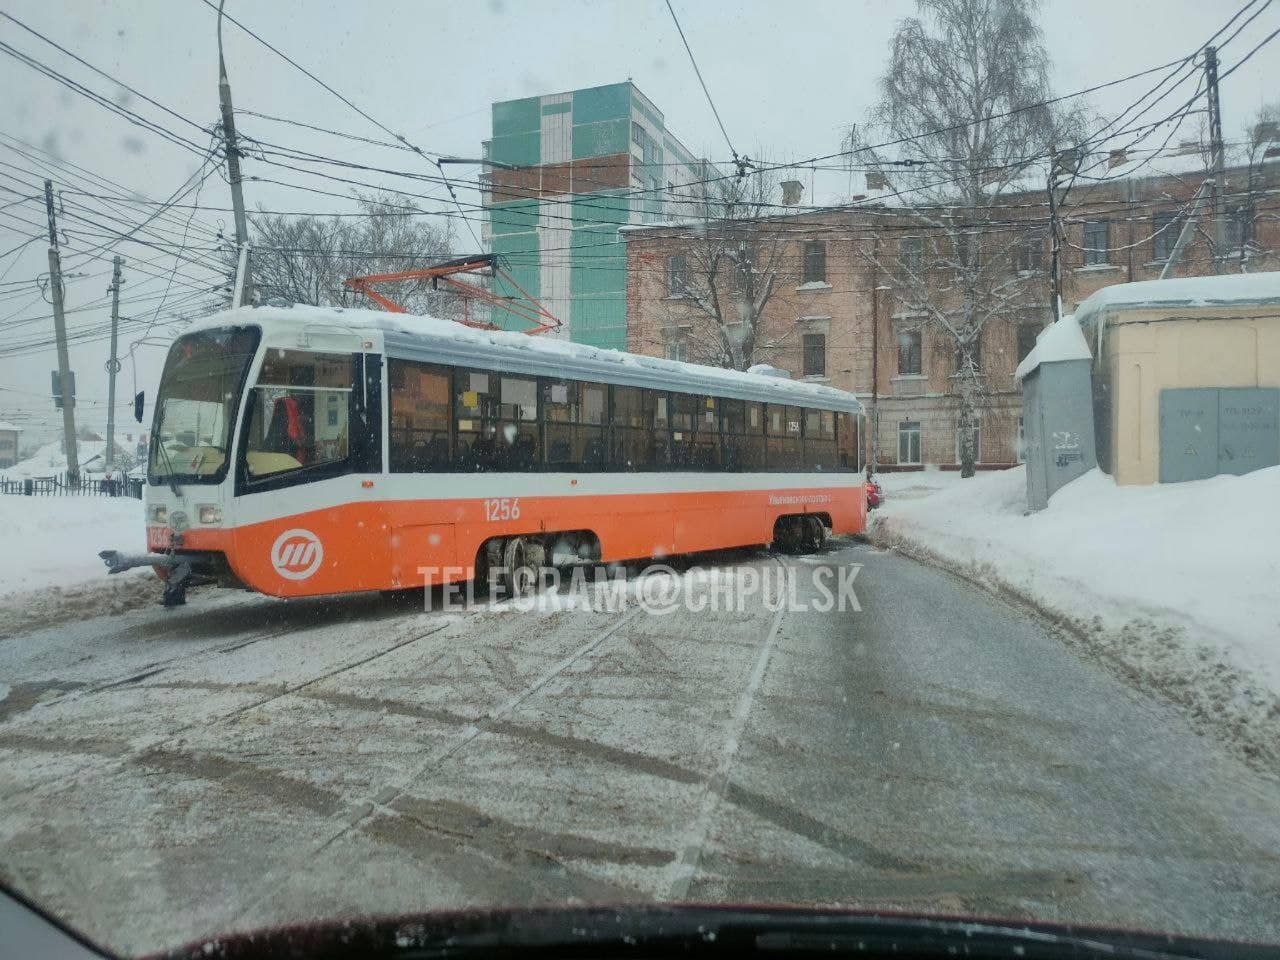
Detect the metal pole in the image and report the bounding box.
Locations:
[1204,45,1226,274]
[1047,161,1062,323]
[44,179,80,485]
[105,256,123,470]
[218,0,251,302]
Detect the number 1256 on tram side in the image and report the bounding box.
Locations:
[103,305,867,605]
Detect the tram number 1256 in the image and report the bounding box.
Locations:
[484,498,521,522]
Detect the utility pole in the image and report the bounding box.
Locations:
[1047,158,1063,323]
[1203,45,1227,274]
[44,179,80,485]
[105,256,123,471]
[217,0,251,305]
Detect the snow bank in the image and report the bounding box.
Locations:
[0,494,146,596]
[0,440,122,480]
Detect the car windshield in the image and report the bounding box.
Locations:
[2,1,1279,958]
[149,327,260,482]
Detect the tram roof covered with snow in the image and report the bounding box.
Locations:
[186,305,865,414]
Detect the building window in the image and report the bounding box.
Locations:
[1152,211,1184,261]
[1016,322,1040,362]
[899,236,923,273]
[1015,233,1043,272]
[1082,220,1110,265]
[897,328,922,376]
[665,339,688,362]
[955,418,981,464]
[667,254,687,296]
[802,240,827,283]
[898,421,922,465]
[802,333,826,377]
[1225,206,1253,251]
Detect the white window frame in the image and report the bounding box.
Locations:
[898,420,922,465]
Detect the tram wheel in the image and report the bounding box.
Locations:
[805,515,826,553]
[500,536,537,598]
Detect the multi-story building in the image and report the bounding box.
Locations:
[624,151,1279,470]
[483,81,710,350]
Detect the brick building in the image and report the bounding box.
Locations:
[624,152,1279,469]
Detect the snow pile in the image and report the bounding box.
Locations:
[0,440,124,480]
[1014,312,1091,381]
[0,494,146,596]
[874,466,1280,763]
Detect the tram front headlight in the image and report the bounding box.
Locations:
[197,504,222,525]
[149,504,168,524]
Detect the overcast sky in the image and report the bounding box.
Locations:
[1,0,1276,447]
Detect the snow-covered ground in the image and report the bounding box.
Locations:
[0,493,146,596]
[0,439,125,480]
[872,465,1280,760]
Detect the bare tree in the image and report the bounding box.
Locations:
[1237,102,1280,272]
[852,0,1082,476]
[246,191,462,318]
[654,170,798,371]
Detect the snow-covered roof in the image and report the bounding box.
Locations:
[1015,313,1092,381]
[184,305,865,413]
[1074,272,1280,332]
[0,421,21,433]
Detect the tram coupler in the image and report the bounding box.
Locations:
[97,550,193,607]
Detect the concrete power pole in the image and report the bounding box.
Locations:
[105,256,123,470]
[44,179,80,485]
[217,0,251,305]
[1204,45,1227,274]
[1046,157,1063,323]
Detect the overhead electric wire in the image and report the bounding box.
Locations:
[664,0,741,170]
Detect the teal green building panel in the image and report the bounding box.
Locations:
[491,232,540,332]
[492,97,541,135]
[489,131,540,167]
[571,118,629,160]
[489,199,542,236]
[541,101,571,116]
[571,83,631,125]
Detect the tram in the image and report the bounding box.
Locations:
[103,305,867,604]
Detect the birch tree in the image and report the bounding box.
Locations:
[852,0,1081,476]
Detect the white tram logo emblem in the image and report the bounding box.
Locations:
[270,528,324,580]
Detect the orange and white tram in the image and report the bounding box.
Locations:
[106,306,866,604]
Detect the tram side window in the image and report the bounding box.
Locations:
[244,350,353,479]
[837,412,861,472]
[612,386,654,471]
[544,379,606,470]
[693,396,719,469]
[804,408,838,470]
[670,393,699,469]
[389,360,450,472]
[454,369,490,471]
[720,399,745,471]
[767,404,803,469]
[653,392,672,468]
[743,402,766,470]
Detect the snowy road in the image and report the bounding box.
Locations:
[3,541,1280,955]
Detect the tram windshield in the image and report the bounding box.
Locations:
[149,327,261,483]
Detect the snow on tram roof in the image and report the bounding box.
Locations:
[185,305,864,413]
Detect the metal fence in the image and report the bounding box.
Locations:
[0,471,144,499]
